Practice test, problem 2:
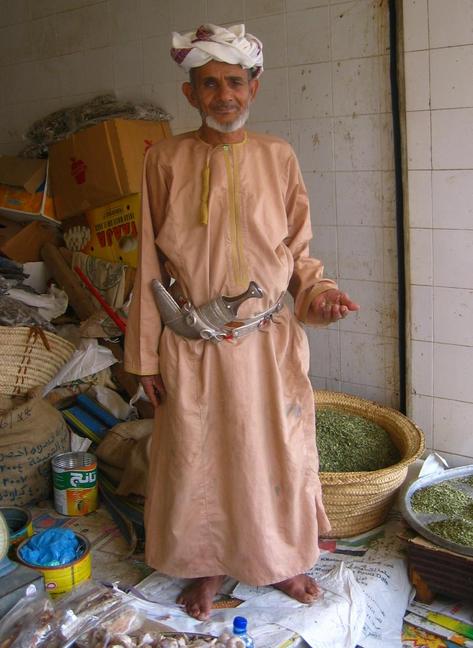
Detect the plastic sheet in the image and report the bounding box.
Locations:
[19,528,83,567]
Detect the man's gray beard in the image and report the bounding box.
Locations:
[203,107,250,133]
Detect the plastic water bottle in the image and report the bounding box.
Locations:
[232,616,255,647]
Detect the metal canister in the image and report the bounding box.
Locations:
[17,532,91,595]
[52,452,98,516]
[0,507,33,558]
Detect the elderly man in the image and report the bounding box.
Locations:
[124,23,359,621]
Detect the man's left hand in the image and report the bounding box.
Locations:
[311,289,360,325]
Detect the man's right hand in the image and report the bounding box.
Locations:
[140,374,167,408]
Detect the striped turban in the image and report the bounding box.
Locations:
[171,23,263,78]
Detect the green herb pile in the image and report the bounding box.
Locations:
[427,518,473,547]
[316,408,401,472]
[411,482,473,516]
[460,475,473,488]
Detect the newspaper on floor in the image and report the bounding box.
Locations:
[135,562,366,648]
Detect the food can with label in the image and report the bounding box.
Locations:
[52,452,98,516]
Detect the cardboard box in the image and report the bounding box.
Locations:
[0,217,60,263]
[0,161,57,223]
[63,193,140,267]
[49,118,171,220]
[0,156,46,194]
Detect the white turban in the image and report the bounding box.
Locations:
[171,23,263,78]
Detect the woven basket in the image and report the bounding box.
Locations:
[315,390,425,538]
[0,326,75,396]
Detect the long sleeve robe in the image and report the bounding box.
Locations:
[124,130,336,585]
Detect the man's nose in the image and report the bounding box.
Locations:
[216,83,233,101]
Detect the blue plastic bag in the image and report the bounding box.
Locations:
[19,528,82,567]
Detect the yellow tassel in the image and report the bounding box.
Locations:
[200,164,210,225]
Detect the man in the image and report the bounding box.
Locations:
[124,23,359,622]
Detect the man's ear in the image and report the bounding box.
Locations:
[249,78,260,102]
[182,82,198,108]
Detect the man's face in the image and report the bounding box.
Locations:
[183,61,259,133]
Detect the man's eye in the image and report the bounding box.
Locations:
[204,80,217,87]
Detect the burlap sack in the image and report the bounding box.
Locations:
[96,419,152,497]
[0,396,69,506]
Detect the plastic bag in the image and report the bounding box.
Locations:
[0,588,55,648]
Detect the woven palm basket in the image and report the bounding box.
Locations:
[0,326,75,396]
[315,390,425,538]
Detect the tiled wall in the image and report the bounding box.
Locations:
[403,0,473,465]
[0,0,398,407]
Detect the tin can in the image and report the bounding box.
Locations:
[16,532,91,595]
[52,452,98,516]
[0,507,33,558]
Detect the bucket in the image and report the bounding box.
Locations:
[16,532,91,595]
[0,507,33,558]
[52,451,98,516]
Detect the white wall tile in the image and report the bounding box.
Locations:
[245,0,285,19]
[411,340,433,396]
[289,63,331,119]
[428,0,473,48]
[434,287,473,346]
[109,0,141,44]
[337,278,384,335]
[304,171,336,227]
[170,0,207,32]
[291,117,333,172]
[409,393,433,449]
[333,56,385,116]
[431,45,473,110]
[54,4,111,55]
[433,230,473,290]
[407,170,432,228]
[286,0,329,9]
[287,6,330,65]
[383,226,397,284]
[410,285,433,341]
[432,171,473,229]
[404,50,430,111]
[246,14,287,68]
[0,22,32,65]
[409,228,433,285]
[248,67,289,122]
[336,171,382,226]
[330,0,386,60]
[149,81,179,122]
[29,18,58,60]
[432,108,473,170]
[113,40,144,90]
[405,110,431,170]
[402,0,429,52]
[381,170,396,227]
[0,0,30,27]
[338,225,384,281]
[334,115,383,171]
[139,0,172,38]
[340,381,393,407]
[248,120,292,141]
[309,224,338,278]
[434,342,473,401]
[432,450,473,467]
[340,331,386,387]
[143,36,177,85]
[206,0,245,24]
[307,327,341,380]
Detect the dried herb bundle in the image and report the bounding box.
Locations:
[411,482,473,516]
[460,475,473,488]
[427,518,473,547]
[316,408,401,472]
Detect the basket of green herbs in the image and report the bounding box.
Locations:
[315,390,425,538]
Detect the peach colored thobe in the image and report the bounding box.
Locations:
[124,130,336,585]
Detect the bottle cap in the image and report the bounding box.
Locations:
[233,616,248,634]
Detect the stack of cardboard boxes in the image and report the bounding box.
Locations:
[0,118,171,268]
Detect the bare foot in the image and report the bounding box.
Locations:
[273,574,322,603]
[176,575,226,620]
